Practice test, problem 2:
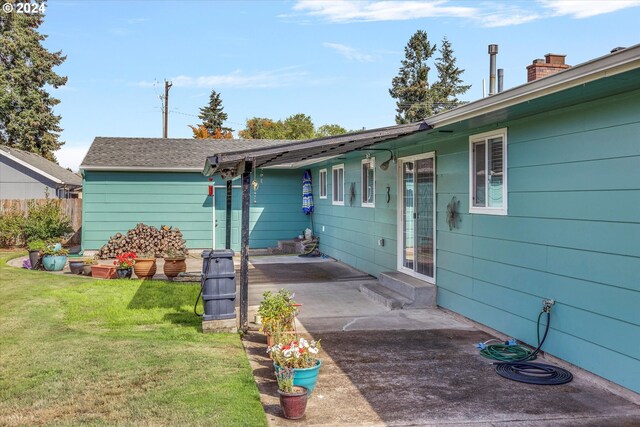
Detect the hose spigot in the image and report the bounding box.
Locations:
[543,299,555,313]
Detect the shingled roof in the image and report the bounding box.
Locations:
[80,137,297,171]
[0,145,82,187]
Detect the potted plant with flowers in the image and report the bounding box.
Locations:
[268,337,322,396]
[114,252,136,279]
[258,289,298,346]
[275,367,308,420]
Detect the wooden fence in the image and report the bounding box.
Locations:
[1,198,82,244]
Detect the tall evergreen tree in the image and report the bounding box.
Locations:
[0,1,67,161]
[389,30,436,124]
[198,90,232,135]
[431,36,471,114]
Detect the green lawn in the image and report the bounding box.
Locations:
[0,252,267,426]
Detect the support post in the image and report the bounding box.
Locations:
[239,161,252,332]
[225,180,232,249]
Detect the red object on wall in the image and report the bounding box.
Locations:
[208,178,213,196]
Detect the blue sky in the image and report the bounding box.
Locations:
[40,0,640,170]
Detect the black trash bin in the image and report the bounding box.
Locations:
[200,249,236,321]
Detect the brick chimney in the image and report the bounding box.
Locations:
[527,54,571,82]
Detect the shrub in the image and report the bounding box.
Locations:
[0,207,26,247]
[22,199,72,243]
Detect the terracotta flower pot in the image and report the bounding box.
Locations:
[134,258,157,279]
[91,264,116,279]
[163,257,186,278]
[278,386,308,420]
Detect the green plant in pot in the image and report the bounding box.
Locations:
[82,257,97,275]
[258,289,298,346]
[41,243,69,271]
[275,366,308,420]
[27,239,45,270]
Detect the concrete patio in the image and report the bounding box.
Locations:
[242,256,640,426]
[12,253,640,425]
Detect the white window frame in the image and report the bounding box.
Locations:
[319,169,327,199]
[469,128,508,215]
[332,164,344,206]
[361,158,375,207]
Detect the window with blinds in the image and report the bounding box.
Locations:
[469,129,508,215]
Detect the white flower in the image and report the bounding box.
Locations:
[283,349,292,358]
[299,338,309,348]
[309,347,319,354]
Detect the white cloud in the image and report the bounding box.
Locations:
[56,145,89,172]
[137,67,309,89]
[323,42,374,62]
[538,0,640,18]
[292,0,476,23]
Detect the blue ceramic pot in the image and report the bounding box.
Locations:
[275,360,322,396]
[42,255,67,271]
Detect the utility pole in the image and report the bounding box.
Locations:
[163,80,173,138]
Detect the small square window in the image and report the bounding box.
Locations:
[332,164,344,205]
[469,128,507,215]
[319,169,327,199]
[361,158,375,207]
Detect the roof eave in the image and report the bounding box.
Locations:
[81,165,203,172]
[429,43,640,129]
[0,149,64,184]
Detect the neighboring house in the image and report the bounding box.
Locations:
[0,145,82,199]
[79,138,314,251]
[204,45,640,393]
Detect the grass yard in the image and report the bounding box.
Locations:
[0,252,267,426]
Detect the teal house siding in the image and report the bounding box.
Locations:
[307,89,640,393]
[82,169,308,251]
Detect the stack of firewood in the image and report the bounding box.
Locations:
[97,223,187,259]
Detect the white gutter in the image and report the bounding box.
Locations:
[429,44,640,129]
[0,150,64,184]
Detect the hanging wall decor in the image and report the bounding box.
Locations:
[349,182,356,206]
[446,196,461,230]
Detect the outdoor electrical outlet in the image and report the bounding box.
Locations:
[378,239,385,246]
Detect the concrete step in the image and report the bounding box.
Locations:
[359,282,412,310]
[378,272,437,309]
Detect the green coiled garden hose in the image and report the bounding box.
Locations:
[479,342,535,362]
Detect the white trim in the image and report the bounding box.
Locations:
[0,150,64,184]
[396,152,436,284]
[361,157,375,208]
[319,169,327,199]
[332,164,345,206]
[468,128,508,216]
[81,165,202,172]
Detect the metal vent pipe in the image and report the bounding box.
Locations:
[488,44,498,96]
[498,68,504,93]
